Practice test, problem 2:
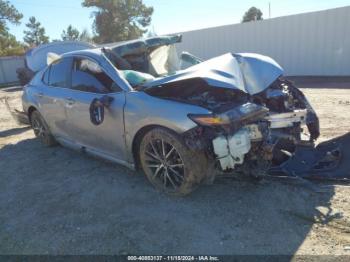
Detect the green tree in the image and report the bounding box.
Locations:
[0,0,24,56]
[23,16,49,46]
[0,31,25,56]
[242,7,263,23]
[0,0,22,32]
[79,28,93,43]
[82,0,153,43]
[61,25,80,41]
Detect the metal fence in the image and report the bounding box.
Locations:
[176,6,350,76]
[0,56,25,86]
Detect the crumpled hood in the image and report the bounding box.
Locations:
[143,53,284,95]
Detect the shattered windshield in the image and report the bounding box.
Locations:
[102,47,131,70]
[101,34,204,88]
[103,44,181,87]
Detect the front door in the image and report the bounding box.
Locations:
[64,57,126,161]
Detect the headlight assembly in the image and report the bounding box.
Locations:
[188,103,269,127]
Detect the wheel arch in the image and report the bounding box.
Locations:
[131,124,181,170]
[27,105,38,123]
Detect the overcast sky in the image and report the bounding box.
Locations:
[8,0,350,41]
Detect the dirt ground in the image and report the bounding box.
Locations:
[1,85,350,255]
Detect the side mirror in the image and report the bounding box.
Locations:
[89,95,114,125]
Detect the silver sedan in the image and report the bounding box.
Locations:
[22,35,321,195]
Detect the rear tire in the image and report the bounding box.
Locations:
[139,127,208,196]
[30,110,57,147]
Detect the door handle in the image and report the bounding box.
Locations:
[36,92,43,98]
[65,97,75,105]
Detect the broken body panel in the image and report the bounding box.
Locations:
[270,132,350,180]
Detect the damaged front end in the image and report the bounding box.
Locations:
[178,79,348,182]
[183,102,272,179]
[143,52,350,182]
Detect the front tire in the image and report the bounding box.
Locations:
[30,110,57,147]
[139,127,207,196]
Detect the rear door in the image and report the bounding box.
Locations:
[38,57,73,139]
[63,56,127,161]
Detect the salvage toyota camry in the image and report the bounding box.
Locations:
[22,35,350,195]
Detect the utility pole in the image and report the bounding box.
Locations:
[269,2,271,18]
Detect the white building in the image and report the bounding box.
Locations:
[176,6,350,76]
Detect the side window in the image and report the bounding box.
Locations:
[71,58,120,93]
[48,58,72,88]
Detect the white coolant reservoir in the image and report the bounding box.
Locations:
[212,128,251,170]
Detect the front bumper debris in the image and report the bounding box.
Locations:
[265,109,307,129]
[269,132,350,180]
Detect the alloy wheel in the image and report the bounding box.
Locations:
[144,138,185,192]
[32,118,47,139]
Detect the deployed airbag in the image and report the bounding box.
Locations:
[121,70,155,86]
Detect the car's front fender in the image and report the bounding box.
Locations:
[124,91,211,163]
